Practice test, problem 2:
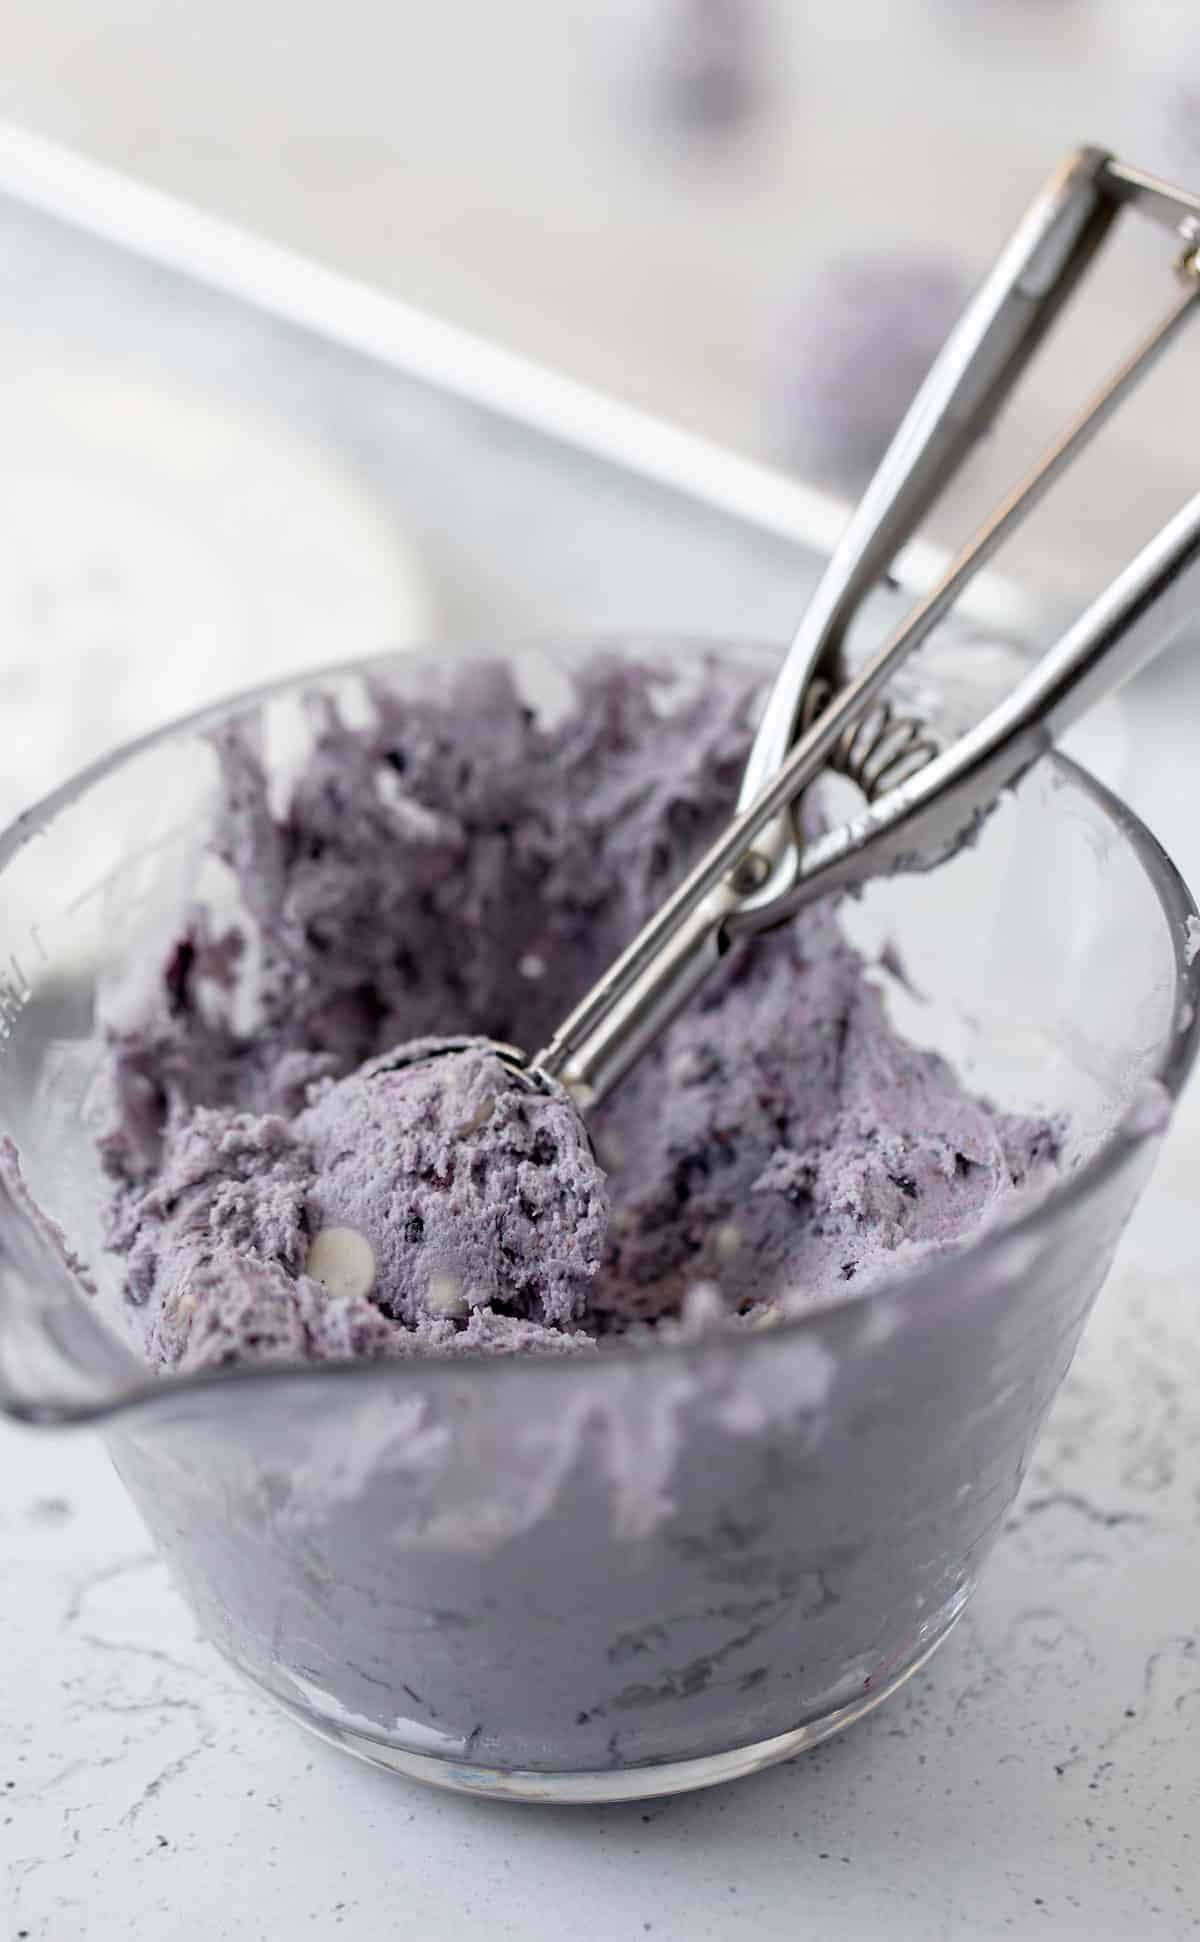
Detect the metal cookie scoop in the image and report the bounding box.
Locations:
[407,148,1200,1115]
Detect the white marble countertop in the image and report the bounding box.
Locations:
[1,4,1198,1935]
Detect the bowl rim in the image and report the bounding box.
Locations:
[2,637,1198,1426]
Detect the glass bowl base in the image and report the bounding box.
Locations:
[247,1606,965,1805]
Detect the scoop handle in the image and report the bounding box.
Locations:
[536,147,1123,1106]
[736,144,1118,909]
[536,152,1200,1110]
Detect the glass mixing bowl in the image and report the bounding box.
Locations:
[0,638,1195,1804]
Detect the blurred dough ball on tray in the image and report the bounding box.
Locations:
[612,0,763,130]
[767,254,969,488]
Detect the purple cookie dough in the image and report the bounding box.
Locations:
[615,0,762,129]
[105,1041,606,1372]
[769,255,969,486]
[98,652,1059,1373]
[297,1043,606,1329]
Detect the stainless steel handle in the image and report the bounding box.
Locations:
[536,149,1200,1110]
[736,143,1120,896]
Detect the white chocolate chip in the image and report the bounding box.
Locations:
[714,1221,742,1261]
[518,952,545,980]
[425,1272,469,1318]
[455,1093,496,1137]
[749,1304,782,1330]
[305,1226,377,1302]
[681,1281,725,1330]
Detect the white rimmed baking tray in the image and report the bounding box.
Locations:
[0,120,1118,821]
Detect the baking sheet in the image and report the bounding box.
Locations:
[0,124,1066,825]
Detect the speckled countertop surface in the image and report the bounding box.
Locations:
[1,2,1198,1934]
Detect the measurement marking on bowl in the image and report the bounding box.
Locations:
[0,954,35,1037]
